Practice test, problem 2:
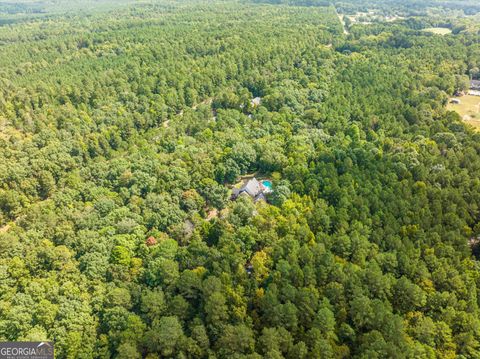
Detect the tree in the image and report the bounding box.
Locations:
[144,316,184,357]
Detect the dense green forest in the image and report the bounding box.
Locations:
[1,0,480,358]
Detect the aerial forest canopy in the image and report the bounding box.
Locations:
[0,0,480,358]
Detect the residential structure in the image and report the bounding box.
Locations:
[469,80,480,96]
[470,80,480,90]
[231,177,270,202]
[250,97,262,107]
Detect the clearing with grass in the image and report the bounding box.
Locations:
[423,27,452,35]
[448,94,480,129]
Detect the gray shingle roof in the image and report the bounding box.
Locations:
[471,80,480,89]
[242,178,262,197]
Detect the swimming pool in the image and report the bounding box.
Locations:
[262,180,273,192]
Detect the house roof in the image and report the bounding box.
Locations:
[471,80,480,89]
[242,178,262,197]
[251,97,262,107]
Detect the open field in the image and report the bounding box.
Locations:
[423,27,452,35]
[447,95,480,130]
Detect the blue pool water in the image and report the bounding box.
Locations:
[262,180,272,189]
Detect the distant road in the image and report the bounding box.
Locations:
[335,9,349,35]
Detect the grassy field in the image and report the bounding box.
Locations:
[423,27,452,35]
[447,95,480,130]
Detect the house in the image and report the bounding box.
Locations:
[470,80,480,91]
[469,80,480,95]
[250,97,262,107]
[231,177,269,202]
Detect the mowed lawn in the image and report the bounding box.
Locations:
[447,94,480,130]
[423,27,452,35]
